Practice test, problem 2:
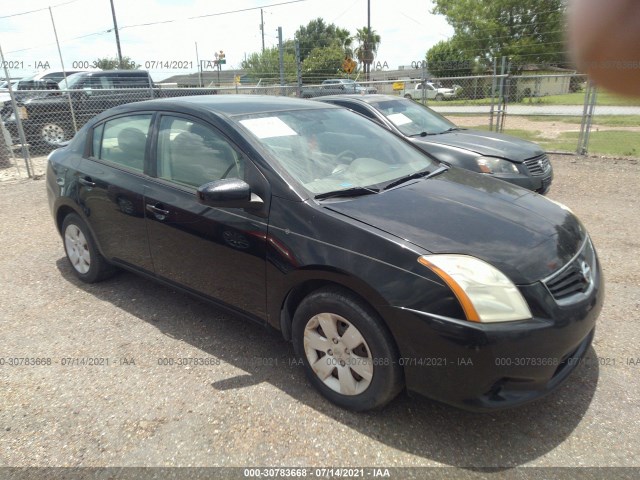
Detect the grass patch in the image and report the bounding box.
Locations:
[524,115,640,127]
[431,89,640,107]
[529,91,640,107]
[462,125,640,157]
[543,131,640,157]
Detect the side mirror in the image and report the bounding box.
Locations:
[197,179,263,209]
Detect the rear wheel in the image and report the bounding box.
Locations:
[62,214,115,283]
[435,93,444,101]
[292,287,403,411]
[403,93,412,99]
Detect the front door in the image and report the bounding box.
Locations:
[144,114,268,319]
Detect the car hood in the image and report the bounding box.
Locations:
[420,129,545,162]
[324,168,585,284]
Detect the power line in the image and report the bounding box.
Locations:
[0,0,82,19]
[119,0,309,31]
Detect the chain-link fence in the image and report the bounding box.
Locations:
[2,72,638,181]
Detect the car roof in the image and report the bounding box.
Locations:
[314,94,401,104]
[71,70,150,78]
[120,94,339,117]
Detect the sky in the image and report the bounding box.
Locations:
[0,0,453,82]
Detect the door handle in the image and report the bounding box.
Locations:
[146,204,170,216]
[78,176,95,187]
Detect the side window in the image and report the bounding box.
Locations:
[95,114,151,172]
[342,102,378,121]
[157,116,244,188]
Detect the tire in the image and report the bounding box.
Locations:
[292,287,403,411]
[61,213,116,283]
[40,122,70,147]
[435,93,444,101]
[403,93,412,99]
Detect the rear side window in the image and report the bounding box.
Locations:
[334,101,378,121]
[112,75,151,88]
[92,115,152,172]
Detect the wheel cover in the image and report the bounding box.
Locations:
[303,313,373,396]
[41,124,66,144]
[64,224,91,274]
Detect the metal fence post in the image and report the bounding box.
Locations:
[295,40,302,97]
[489,58,497,131]
[278,27,285,96]
[577,80,598,155]
[0,42,32,177]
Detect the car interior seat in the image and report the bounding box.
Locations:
[116,127,147,170]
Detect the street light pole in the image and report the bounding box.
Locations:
[109,0,123,67]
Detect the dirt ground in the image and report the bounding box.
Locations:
[0,154,638,472]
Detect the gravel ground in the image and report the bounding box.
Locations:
[0,154,639,474]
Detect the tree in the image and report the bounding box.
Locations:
[295,18,352,62]
[425,39,474,78]
[302,44,345,83]
[94,56,139,70]
[240,47,297,83]
[432,0,566,70]
[354,27,380,80]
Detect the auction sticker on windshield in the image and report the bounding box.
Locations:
[240,117,298,139]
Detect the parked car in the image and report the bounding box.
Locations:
[1,70,156,148]
[316,94,553,193]
[403,81,456,101]
[300,78,377,98]
[14,69,91,90]
[47,95,602,412]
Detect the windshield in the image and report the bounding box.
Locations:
[371,98,457,136]
[237,107,439,195]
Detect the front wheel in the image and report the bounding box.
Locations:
[41,122,70,146]
[403,93,412,99]
[292,287,403,411]
[435,93,444,101]
[62,213,116,283]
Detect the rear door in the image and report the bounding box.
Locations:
[143,113,269,319]
[75,113,154,271]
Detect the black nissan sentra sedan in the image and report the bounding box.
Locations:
[46,95,603,412]
[316,95,554,194]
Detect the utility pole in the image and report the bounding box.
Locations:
[260,9,265,53]
[109,0,123,67]
[366,0,371,81]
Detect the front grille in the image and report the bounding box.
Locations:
[524,154,550,176]
[545,263,590,299]
[543,237,596,303]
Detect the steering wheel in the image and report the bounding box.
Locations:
[336,150,357,163]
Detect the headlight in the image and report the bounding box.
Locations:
[476,156,518,174]
[418,255,532,323]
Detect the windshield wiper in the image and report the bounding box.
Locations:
[442,127,464,133]
[315,186,380,200]
[383,165,450,191]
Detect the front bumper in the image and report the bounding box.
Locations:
[380,255,603,411]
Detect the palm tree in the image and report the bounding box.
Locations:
[335,28,354,59]
[354,27,381,80]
